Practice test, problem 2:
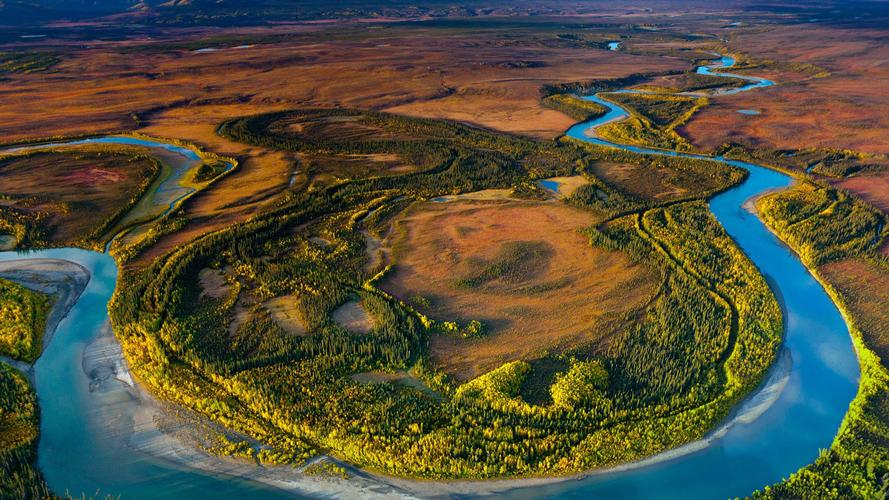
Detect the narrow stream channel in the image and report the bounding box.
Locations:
[0,139,288,499]
[0,55,860,499]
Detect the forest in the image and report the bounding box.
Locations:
[754,180,889,499]
[0,364,52,499]
[0,279,50,364]
[91,106,788,479]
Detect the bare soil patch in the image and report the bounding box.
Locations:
[198,268,229,300]
[380,200,659,380]
[331,300,374,334]
[264,295,309,336]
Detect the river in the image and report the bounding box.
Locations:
[515,54,858,499]
[0,140,289,499]
[0,54,859,499]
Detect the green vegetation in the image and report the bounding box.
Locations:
[754,183,889,499]
[550,359,610,410]
[541,94,608,122]
[192,159,231,183]
[97,107,785,479]
[757,182,883,265]
[0,363,53,498]
[0,278,51,364]
[596,92,707,151]
[606,92,701,128]
[566,139,746,211]
[0,52,59,74]
[717,143,888,178]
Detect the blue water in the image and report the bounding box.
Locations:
[696,55,774,95]
[608,41,621,51]
[3,136,201,161]
[0,249,293,499]
[0,55,860,499]
[539,179,560,193]
[738,109,761,115]
[0,137,284,499]
[1,135,233,250]
[516,55,859,499]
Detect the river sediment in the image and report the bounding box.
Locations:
[0,54,861,499]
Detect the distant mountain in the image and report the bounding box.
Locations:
[0,0,483,25]
[5,0,889,28]
[0,0,146,24]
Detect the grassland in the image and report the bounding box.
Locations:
[0,278,51,364]
[0,149,160,249]
[381,200,658,380]
[596,92,707,152]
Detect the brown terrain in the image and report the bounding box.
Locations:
[0,150,157,244]
[676,24,889,215]
[0,21,688,262]
[380,200,659,380]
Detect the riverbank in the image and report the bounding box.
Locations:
[0,258,89,376]
[6,50,860,499]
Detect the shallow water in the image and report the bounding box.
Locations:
[0,136,232,248]
[0,249,293,499]
[524,56,859,499]
[538,179,560,193]
[696,55,774,95]
[1,55,860,499]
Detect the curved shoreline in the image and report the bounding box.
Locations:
[0,53,861,499]
[0,258,90,376]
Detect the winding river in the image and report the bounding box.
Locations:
[508,55,859,498]
[0,55,859,499]
[0,139,287,499]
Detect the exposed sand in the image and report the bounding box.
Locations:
[0,258,90,375]
[742,182,797,214]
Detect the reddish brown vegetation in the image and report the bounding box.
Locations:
[380,200,658,380]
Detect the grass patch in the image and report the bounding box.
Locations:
[0,52,59,74]
[454,240,553,289]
